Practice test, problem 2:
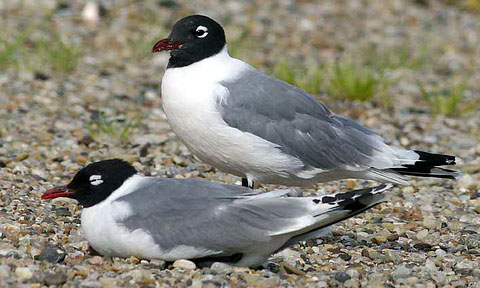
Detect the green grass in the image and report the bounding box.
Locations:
[88,113,142,145]
[418,80,479,117]
[36,37,81,74]
[326,60,385,102]
[361,42,429,71]
[0,28,81,74]
[272,60,324,95]
[0,32,27,69]
[271,58,389,103]
[447,0,480,13]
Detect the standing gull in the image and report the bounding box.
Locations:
[42,159,391,267]
[153,15,459,188]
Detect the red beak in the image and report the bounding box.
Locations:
[152,38,184,53]
[41,185,76,200]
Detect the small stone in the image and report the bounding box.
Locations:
[416,229,429,239]
[422,217,438,230]
[402,187,415,194]
[361,248,371,258]
[75,155,87,164]
[334,271,351,282]
[150,259,166,269]
[339,253,351,261]
[157,0,180,8]
[99,277,117,288]
[65,251,84,264]
[372,236,387,244]
[79,135,95,145]
[127,255,140,264]
[387,234,399,241]
[458,175,478,192]
[133,134,168,146]
[55,207,72,217]
[331,230,345,236]
[34,71,50,81]
[43,272,67,286]
[414,242,432,251]
[435,249,447,256]
[88,255,104,265]
[173,259,196,270]
[459,215,471,223]
[454,260,473,275]
[210,262,234,274]
[391,265,410,279]
[275,248,302,266]
[35,246,66,263]
[464,235,480,249]
[15,267,33,282]
[15,152,29,161]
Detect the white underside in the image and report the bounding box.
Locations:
[162,47,317,184]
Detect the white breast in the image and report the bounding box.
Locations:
[161,47,304,182]
[81,175,161,258]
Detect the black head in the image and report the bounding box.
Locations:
[152,15,226,68]
[42,159,137,208]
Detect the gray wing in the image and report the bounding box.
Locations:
[116,178,390,262]
[116,178,305,256]
[219,69,390,171]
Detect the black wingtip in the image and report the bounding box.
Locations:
[413,150,457,166]
[391,166,460,180]
[314,184,391,217]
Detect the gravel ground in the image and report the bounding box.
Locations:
[1,0,479,287]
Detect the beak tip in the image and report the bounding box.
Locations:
[41,185,75,200]
[151,37,183,54]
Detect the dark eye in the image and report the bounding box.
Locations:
[195,26,208,38]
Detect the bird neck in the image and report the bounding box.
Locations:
[167,44,228,69]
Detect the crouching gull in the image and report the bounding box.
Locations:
[152,15,459,188]
[41,159,391,267]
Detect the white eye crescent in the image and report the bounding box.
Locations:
[195,26,208,38]
[89,175,104,186]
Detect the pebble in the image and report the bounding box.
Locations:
[435,249,447,256]
[35,246,66,263]
[422,217,439,230]
[65,251,84,264]
[55,207,72,217]
[43,272,67,286]
[15,267,33,282]
[414,243,432,251]
[416,229,429,240]
[459,215,472,223]
[210,262,234,274]
[173,259,196,270]
[372,236,387,244]
[88,256,104,265]
[391,265,410,279]
[339,253,352,261]
[150,259,167,269]
[334,271,351,282]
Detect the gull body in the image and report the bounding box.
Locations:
[42,159,391,267]
[156,15,458,187]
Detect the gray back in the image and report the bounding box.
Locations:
[219,69,384,170]
[117,178,300,254]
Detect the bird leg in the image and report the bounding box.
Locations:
[242,178,255,189]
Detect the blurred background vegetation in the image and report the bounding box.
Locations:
[0,0,479,143]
